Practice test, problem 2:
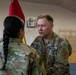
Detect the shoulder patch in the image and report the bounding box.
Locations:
[61,48,69,59]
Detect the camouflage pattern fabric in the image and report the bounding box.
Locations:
[0,38,46,75]
[31,32,72,75]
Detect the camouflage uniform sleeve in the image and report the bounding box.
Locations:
[27,47,46,75]
[0,43,4,69]
[65,38,72,56]
[53,41,70,75]
[0,42,4,75]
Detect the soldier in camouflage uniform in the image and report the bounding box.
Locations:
[31,14,72,75]
[0,16,46,75]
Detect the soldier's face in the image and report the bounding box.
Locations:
[37,18,53,39]
[18,28,24,39]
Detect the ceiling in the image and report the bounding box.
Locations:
[19,0,76,13]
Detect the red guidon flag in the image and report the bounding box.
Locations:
[8,0,26,44]
[9,0,25,23]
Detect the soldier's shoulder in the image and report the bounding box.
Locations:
[54,34,65,43]
[34,36,42,42]
[21,44,38,55]
[27,45,37,53]
[56,34,72,56]
[54,34,70,47]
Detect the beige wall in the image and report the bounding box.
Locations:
[0,0,76,45]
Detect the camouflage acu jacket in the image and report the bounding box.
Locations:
[31,32,72,75]
[0,38,46,75]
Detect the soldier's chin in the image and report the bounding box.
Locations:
[39,34,44,37]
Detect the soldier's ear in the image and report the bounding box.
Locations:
[50,23,54,28]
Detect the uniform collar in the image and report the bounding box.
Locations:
[9,38,23,43]
[42,32,58,45]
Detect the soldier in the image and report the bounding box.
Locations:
[0,16,46,75]
[31,14,72,75]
